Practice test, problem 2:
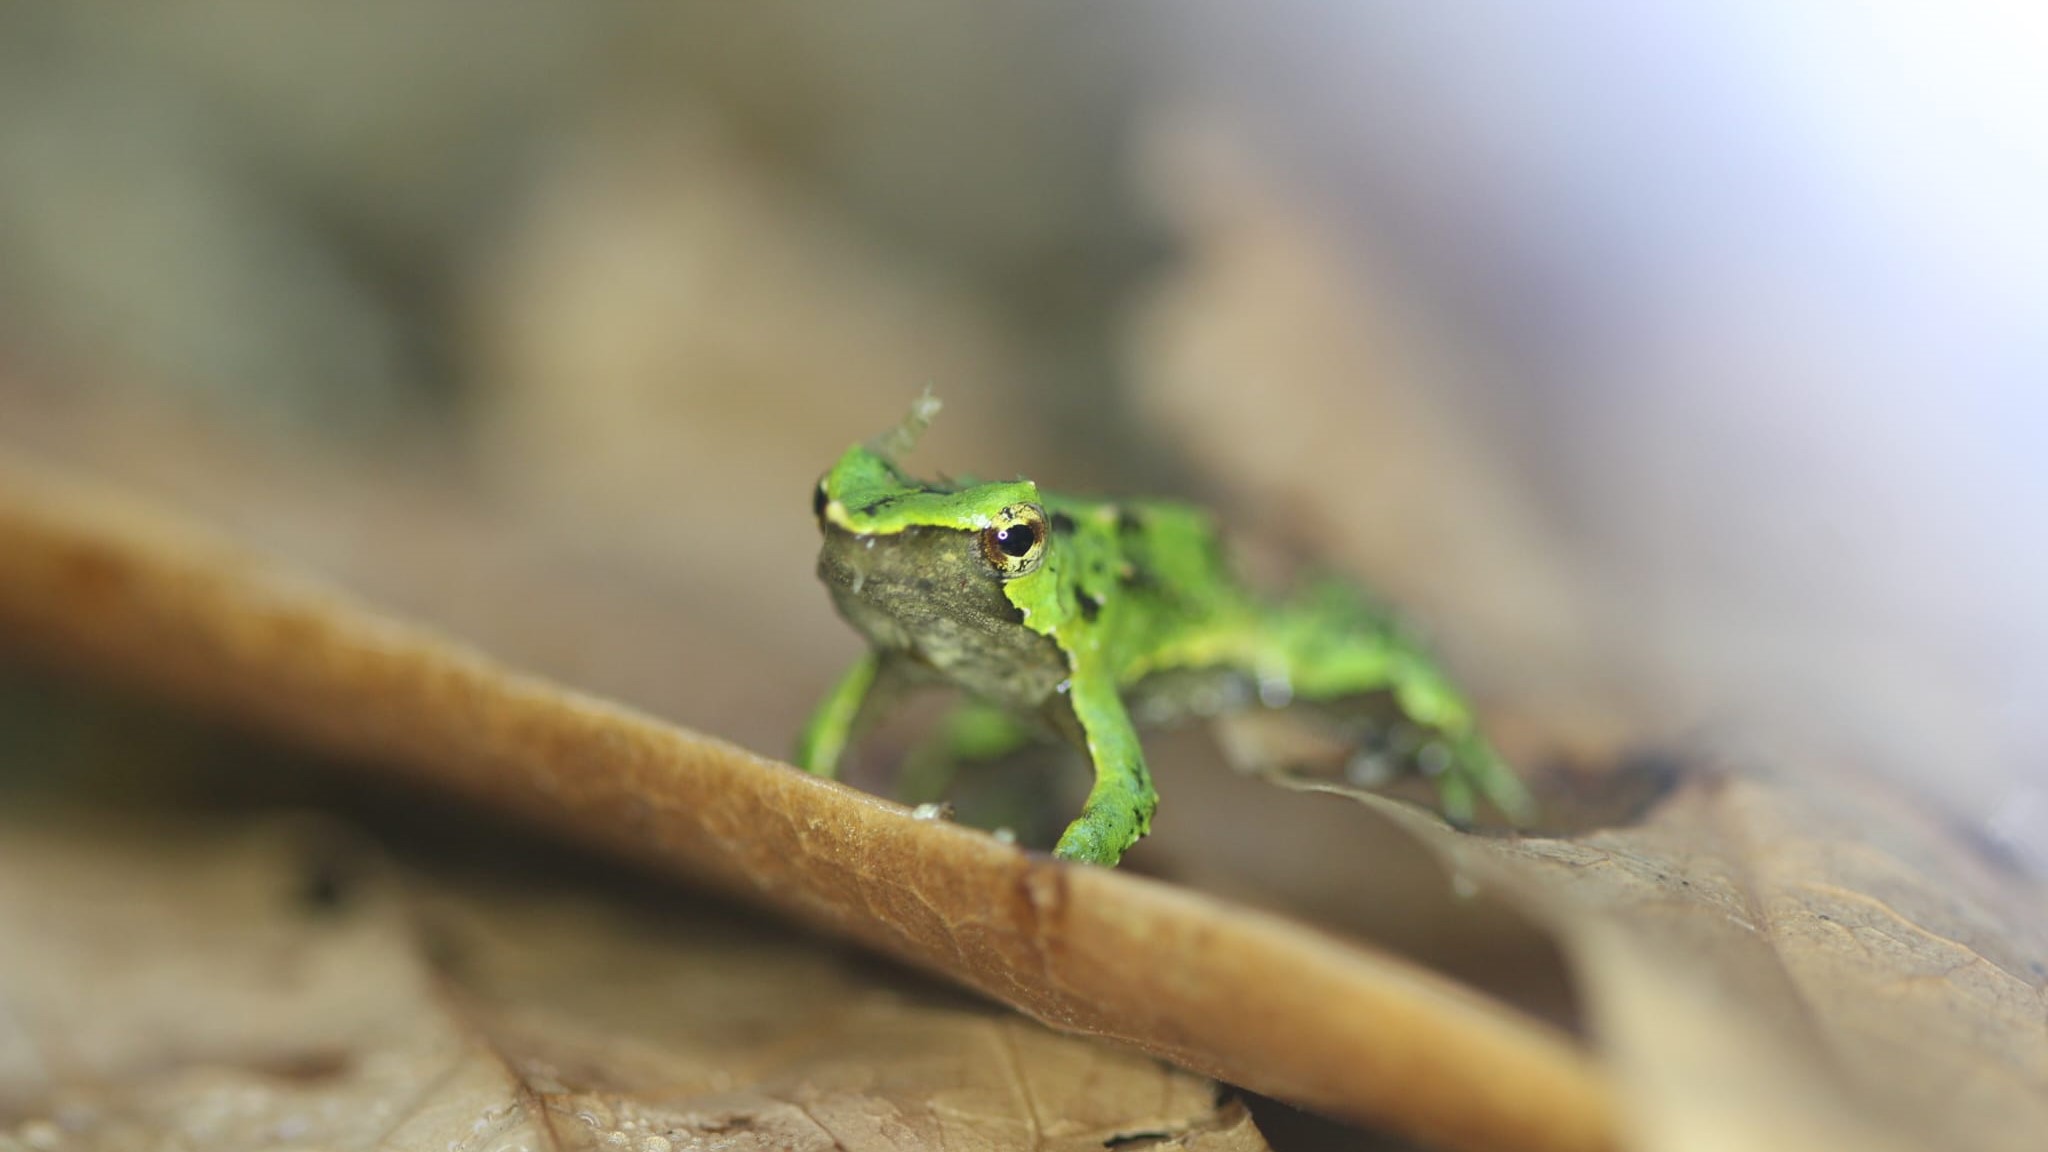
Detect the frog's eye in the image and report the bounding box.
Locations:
[979,504,1048,579]
[812,479,830,522]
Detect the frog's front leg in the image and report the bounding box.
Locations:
[795,651,885,778]
[1051,667,1156,865]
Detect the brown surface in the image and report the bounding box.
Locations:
[0,452,1616,1152]
[0,815,1264,1151]
[1276,767,2048,1152]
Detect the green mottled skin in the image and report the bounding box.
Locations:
[797,396,1533,865]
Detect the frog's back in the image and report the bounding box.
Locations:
[1037,492,1260,682]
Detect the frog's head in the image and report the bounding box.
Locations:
[810,396,1054,659]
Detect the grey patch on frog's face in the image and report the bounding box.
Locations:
[817,525,1070,711]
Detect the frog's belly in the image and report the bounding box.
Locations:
[1124,665,1258,727]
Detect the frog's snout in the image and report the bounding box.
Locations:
[816,527,888,603]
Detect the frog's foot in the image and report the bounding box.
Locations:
[1051,797,1154,866]
[1425,732,1536,830]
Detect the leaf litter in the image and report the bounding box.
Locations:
[1262,753,2048,1152]
[0,813,1257,1152]
[0,438,1607,1152]
[5,401,2046,1152]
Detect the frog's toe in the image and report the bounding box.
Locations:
[1052,807,1142,866]
[1481,768,1538,827]
[1436,772,1477,829]
[1051,830,1115,865]
[1449,735,1538,828]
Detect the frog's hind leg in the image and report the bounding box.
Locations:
[1270,585,1535,827]
[895,698,1036,805]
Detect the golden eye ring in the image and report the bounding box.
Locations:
[979,504,1048,578]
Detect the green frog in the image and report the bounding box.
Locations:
[797,394,1533,865]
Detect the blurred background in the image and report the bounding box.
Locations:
[0,1,2043,880]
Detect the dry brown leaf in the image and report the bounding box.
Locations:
[0,451,1614,1152]
[0,814,1261,1152]
[1270,764,2048,1152]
